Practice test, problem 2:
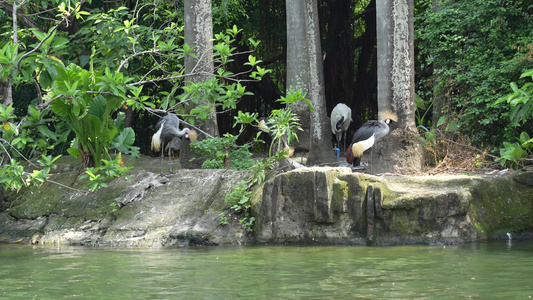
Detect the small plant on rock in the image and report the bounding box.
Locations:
[223,180,254,231]
[79,154,132,191]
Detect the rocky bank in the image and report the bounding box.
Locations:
[1,156,532,247]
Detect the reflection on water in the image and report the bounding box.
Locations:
[1,240,533,299]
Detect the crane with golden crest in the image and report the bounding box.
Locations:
[345,110,397,167]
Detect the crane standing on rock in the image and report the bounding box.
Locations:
[345,110,397,168]
[151,113,196,173]
[330,103,352,153]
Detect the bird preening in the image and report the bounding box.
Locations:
[345,110,397,167]
[151,113,197,173]
[257,117,294,158]
[330,103,352,153]
[257,117,270,135]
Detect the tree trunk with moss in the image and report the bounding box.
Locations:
[286,0,310,153]
[183,0,218,137]
[373,0,422,174]
[286,0,336,165]
[1,1,17,107]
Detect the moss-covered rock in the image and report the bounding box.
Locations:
[253,168,533,246]
[2,155,532,247]
[1,156,252,246]
[469,174,533,239]
[253,167,368,245]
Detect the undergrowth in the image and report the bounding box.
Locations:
[192,90,310,232]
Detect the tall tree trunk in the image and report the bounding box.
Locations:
[372,0,422,174]
[1,0,17,107]
[183,0,218,138]
[305,0,337,165]
[285,0,310,152]
[181,0,217,169]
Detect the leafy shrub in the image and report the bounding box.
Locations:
[0,103,64,190]
[495,69,533,168]
[497,69,533,126]
[215,90,310,232]
[190,133,255,170]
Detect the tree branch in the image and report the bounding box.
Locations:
[16,22,63,70]
[145,107,215,139]
[0,1,41,29]
[15,0,86,70]
[117,49,161,73]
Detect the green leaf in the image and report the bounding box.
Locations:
[248,38,261,48]
[114,112,126,131]
[520,69,533,78]
[67,147,80,158]
[112,127,135,153]
[245,55,258,67]
[37,125,58,140]
[436,116,447,127]
[415,94,426,110]
[72,99,82,117]
[49,98,70,117]
[52,37,70,49]
[88,95,107,121]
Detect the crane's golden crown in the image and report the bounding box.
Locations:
[188,129,198,142]
[378,110,398,122]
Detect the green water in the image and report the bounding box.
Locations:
[1,240,532,299]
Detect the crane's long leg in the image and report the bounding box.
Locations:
[160,143,164,174]
[343,132,347,156]
[369,147,373,173]
[168,145,173,173]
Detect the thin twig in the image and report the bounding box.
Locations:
[179,118,215,139]
[45,179,89,194]
[117,49,161,73]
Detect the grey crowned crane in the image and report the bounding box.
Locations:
[345,111,397,167]
[151,113,197,173]
[330,103,352,153]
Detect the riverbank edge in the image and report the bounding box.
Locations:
[1,156,532,247]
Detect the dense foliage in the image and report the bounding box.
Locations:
[0,0,269,190]
[416,0,533,148]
